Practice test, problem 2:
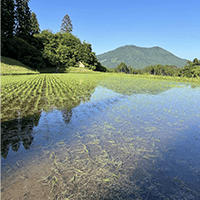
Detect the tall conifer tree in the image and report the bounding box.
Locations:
[15,0,32,38]
[1,0,15,37]
[30,12,40,35]
[60,14,73,33]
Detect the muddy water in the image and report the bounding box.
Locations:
[1,80,200,199]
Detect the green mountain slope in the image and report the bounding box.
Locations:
[97,45,188,69]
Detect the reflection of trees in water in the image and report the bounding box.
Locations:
[61,92,93,124]
[1,89,94,158]
[1,111,42,159]
[61,109,73,124]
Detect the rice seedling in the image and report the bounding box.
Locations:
[1,74,102,122]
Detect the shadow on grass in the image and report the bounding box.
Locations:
[38,67,69,74]
[1,56,39,73]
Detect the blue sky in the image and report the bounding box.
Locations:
[29,0,200,61]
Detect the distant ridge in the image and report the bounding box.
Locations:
[97,45,188,69]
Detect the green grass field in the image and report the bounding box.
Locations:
[1,56,39,75]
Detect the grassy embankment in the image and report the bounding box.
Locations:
[1,56,39,75]
[1,56,99,75]
[0,56,83,75]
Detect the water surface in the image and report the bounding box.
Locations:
[1,76,200,199]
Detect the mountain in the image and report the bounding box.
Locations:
[97,45,188,69]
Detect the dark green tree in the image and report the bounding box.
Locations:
[143,64,179,76]
[60,14,73,33]
[35,30,81,67]
[193,58,200,65]
[1,0,46,69]
[30,12,40,35]
[34,31,106,71]
[178,58,200,78]
[1,0,15,38]
[15,0,32,39]
[1,0,15,56]
[115,62,129,73]
[6,36,45,69]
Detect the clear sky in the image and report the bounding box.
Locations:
[29,0,200,61]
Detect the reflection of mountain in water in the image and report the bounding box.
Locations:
[1,111,42,159]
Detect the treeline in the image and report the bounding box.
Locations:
[1,0,107,72]
[34,30,107,71]
[1,0,44,69]
[114,59,200,78]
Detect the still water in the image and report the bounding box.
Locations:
[1,77,200,199]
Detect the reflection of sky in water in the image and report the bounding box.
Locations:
[2,85,200,161]
[72,85,200,194]
[90,86,124,102]
[2,83,200,198]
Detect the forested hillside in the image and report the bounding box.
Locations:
[97,45,188,69]
[1,0,106,72]
[113,59,200,78]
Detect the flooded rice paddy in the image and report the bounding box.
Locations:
[1,74,200,199]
